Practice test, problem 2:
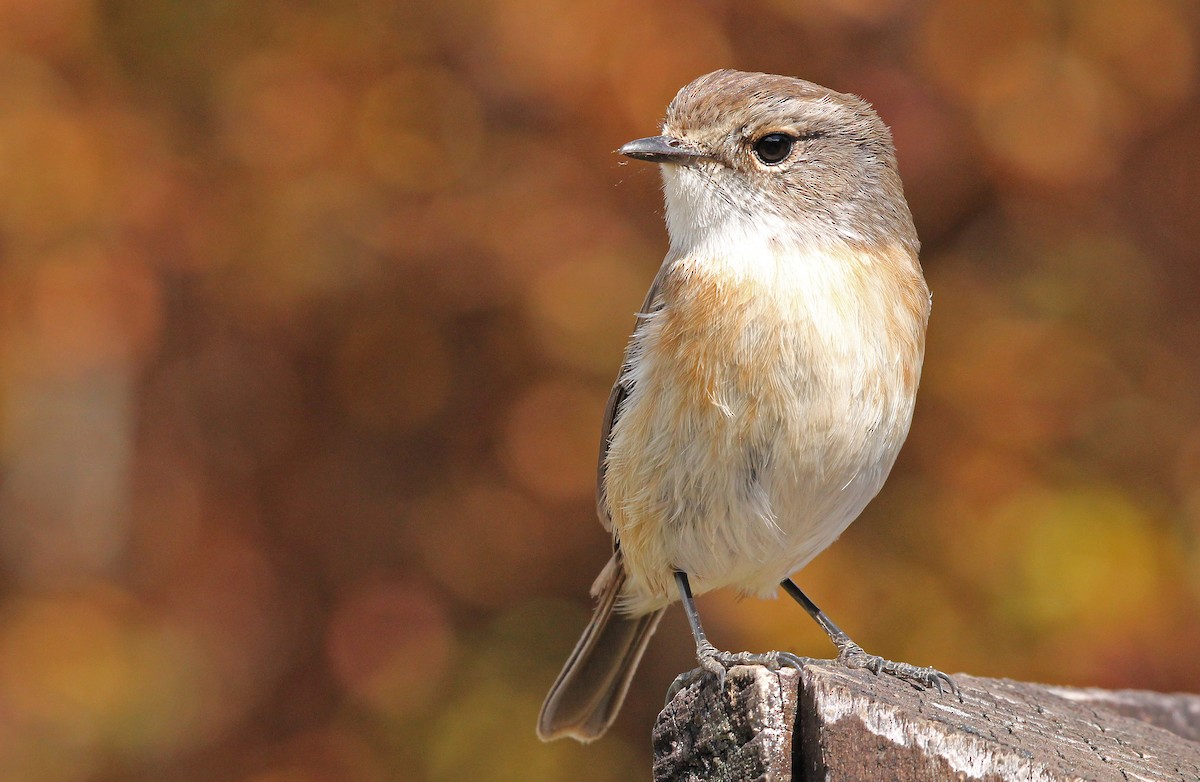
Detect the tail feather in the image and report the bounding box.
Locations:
[537,555,664,742]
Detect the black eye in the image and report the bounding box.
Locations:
[753,133,794,165]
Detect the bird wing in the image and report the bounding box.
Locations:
[595,260,670,533]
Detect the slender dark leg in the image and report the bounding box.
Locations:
[673,571,804,688]
[781,578,958,696]
[780,578,859,649]
[674,571,713,652]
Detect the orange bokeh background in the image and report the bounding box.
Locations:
[0,1,1199,779]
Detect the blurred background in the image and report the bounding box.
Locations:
[0,0,1198,779]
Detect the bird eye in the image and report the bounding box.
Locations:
[753,133,794,165]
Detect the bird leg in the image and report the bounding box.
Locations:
[673,571,804,691]
[780,578,959,696]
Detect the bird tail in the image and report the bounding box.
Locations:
[537,554,665,742]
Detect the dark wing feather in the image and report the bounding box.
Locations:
[595,262,670,532]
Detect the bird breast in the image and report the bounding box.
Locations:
[605,236,929,614]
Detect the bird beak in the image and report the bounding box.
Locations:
[619,135,708,165]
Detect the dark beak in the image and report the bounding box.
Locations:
[618,135,707,165]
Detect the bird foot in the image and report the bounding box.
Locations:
[836,641,960,698]
[697,641,804,688]
[665,642,806,704]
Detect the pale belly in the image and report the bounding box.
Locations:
[603,262,924,615]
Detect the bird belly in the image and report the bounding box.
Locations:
[604,249,925,615]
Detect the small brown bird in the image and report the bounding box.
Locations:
[537,69,953,743]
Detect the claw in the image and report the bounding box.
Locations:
[665,669,706,704]
[929,670,961,699]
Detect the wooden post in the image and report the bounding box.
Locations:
[653,661,1200,781]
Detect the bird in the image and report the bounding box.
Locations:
[537,69,953,744]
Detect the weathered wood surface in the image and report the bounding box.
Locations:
[653,661,1200,781]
